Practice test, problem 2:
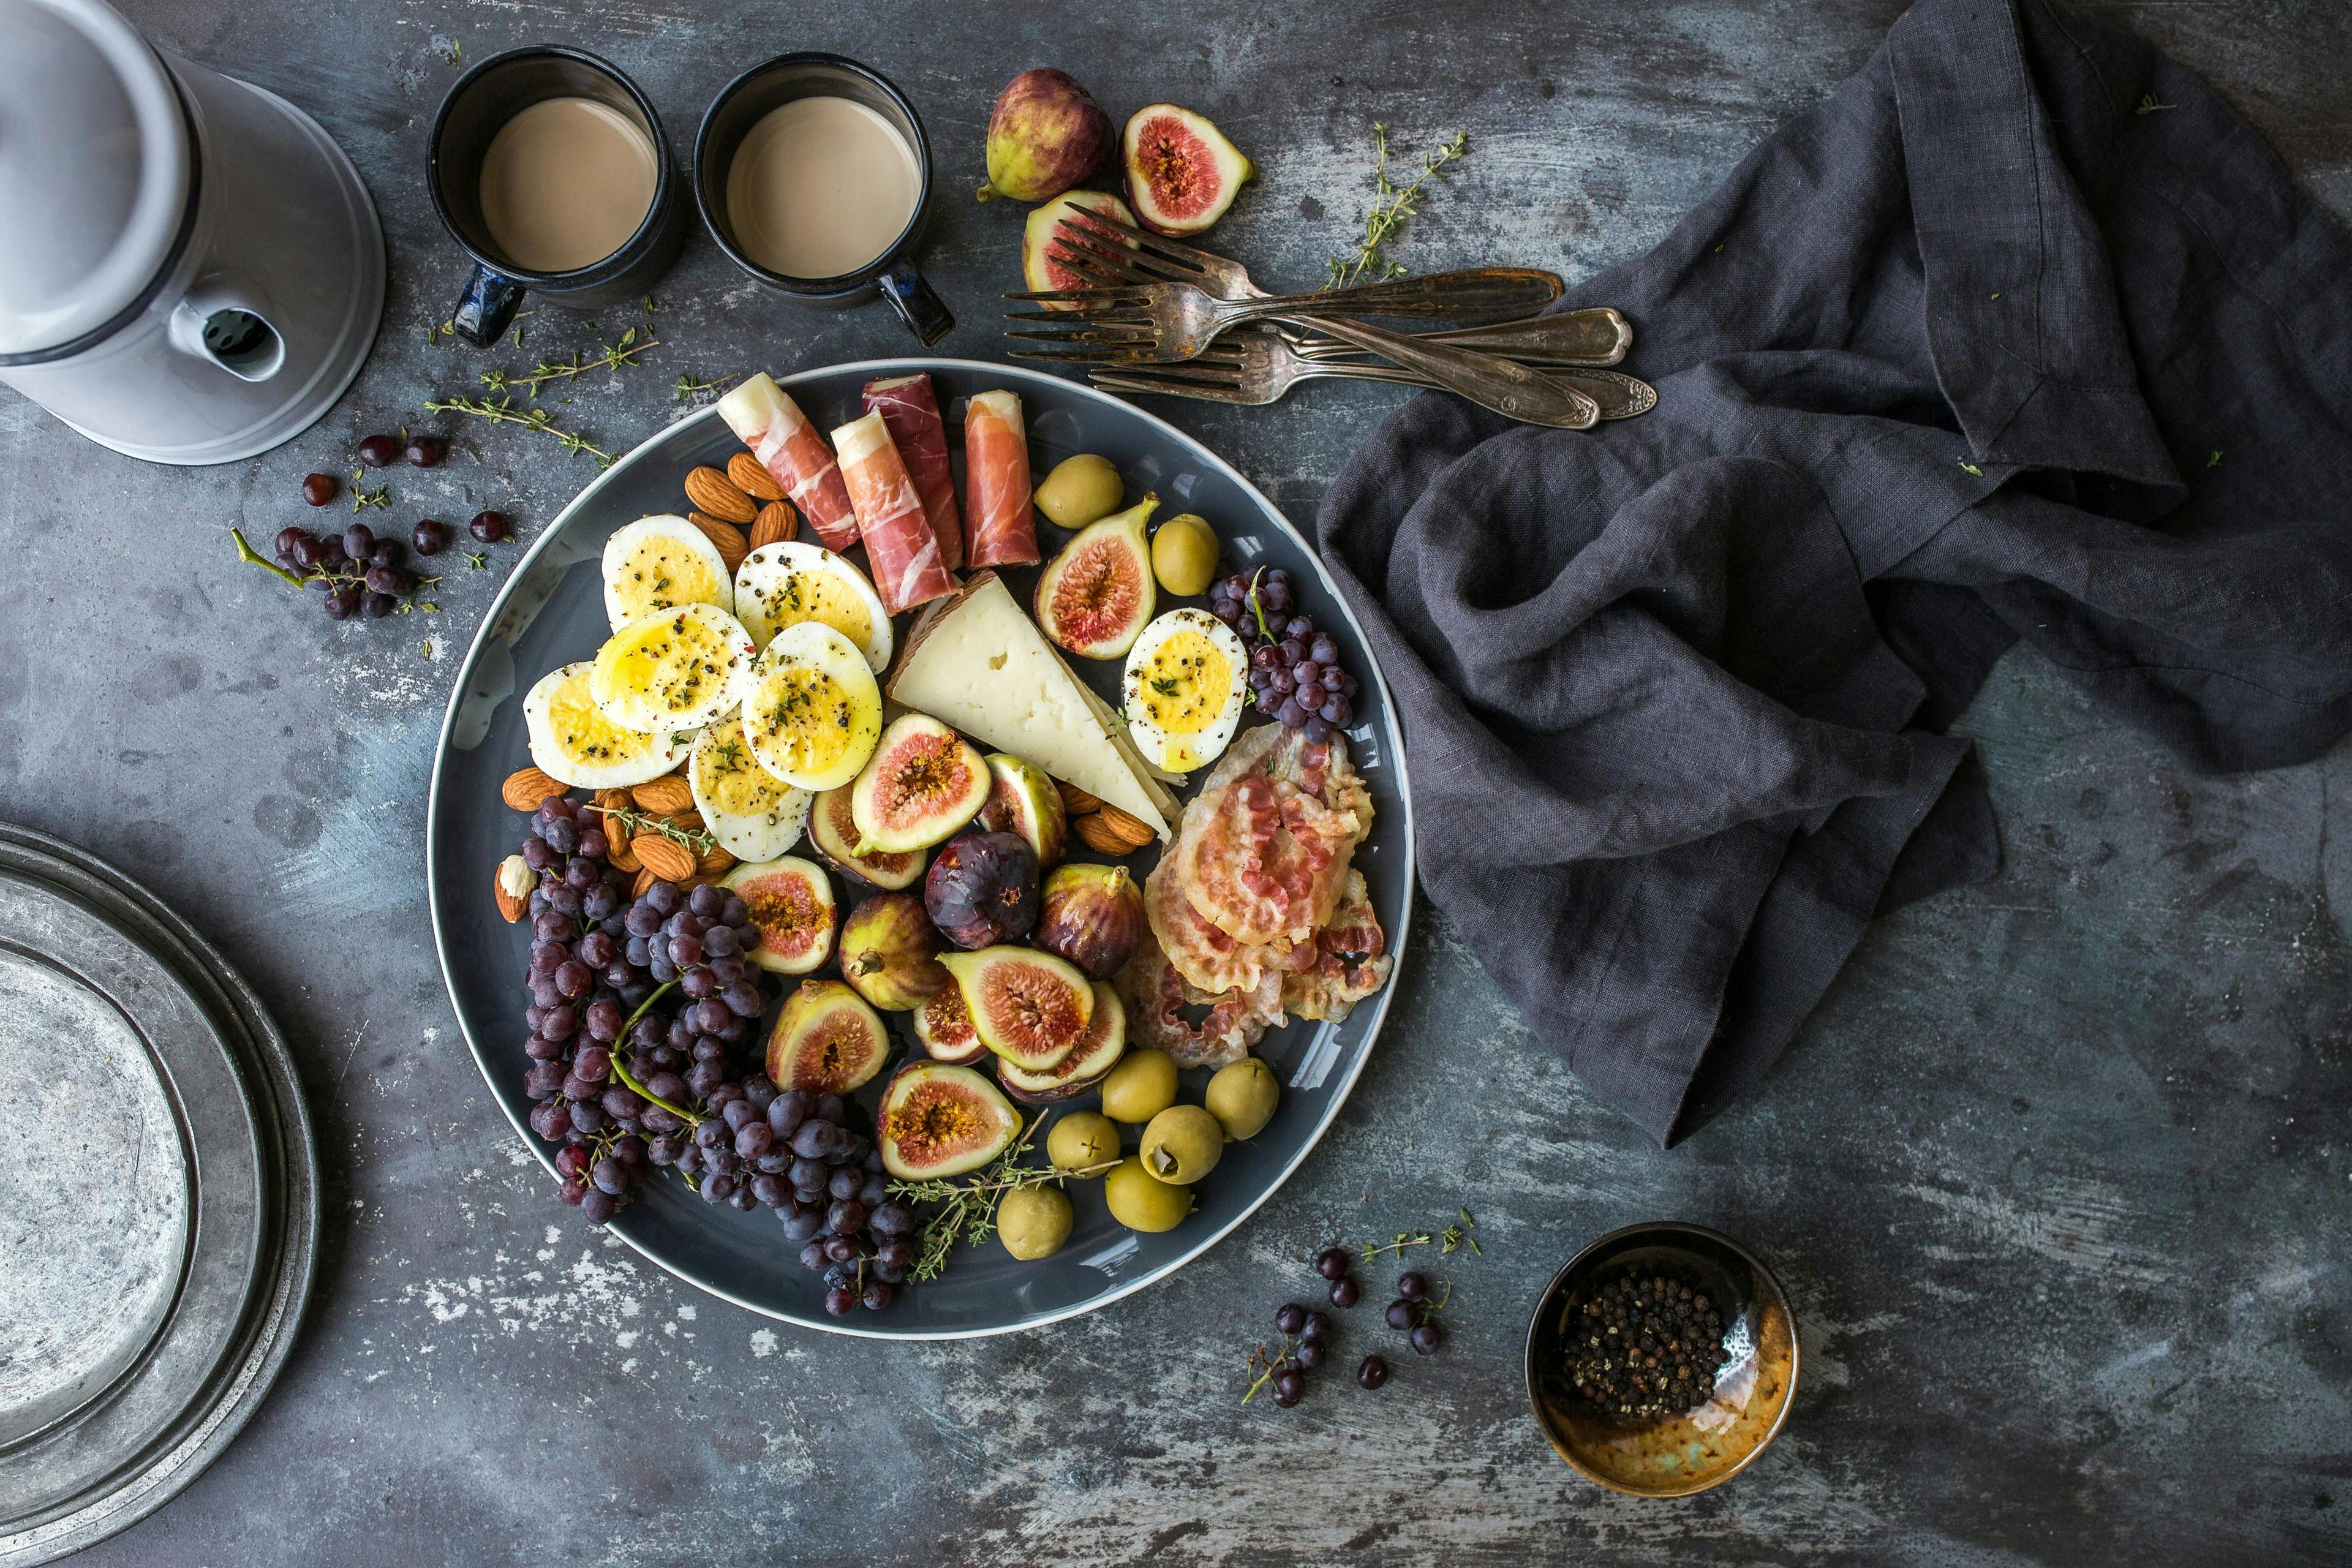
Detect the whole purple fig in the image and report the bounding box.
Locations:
[924,832,1039,949]
[1032,863,1143,979]
[977,69,1111,203]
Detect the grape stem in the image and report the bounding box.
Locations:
[229,527,306,589]
[609,1051,699,1128]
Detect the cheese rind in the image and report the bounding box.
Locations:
[887,574,1172,840]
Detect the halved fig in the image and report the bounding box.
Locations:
[1036,494,1156,659]
[721,856,837,975]
[937,946,1094,1071]
[810,782,927,891]
[1023,189,1139,299]
[839,892,950,1011]
[764,978,891,1093]
[877,1061,1020,1180]
[912,980,987,1065]
[850,714,990,856]
[1033,862,1144,979]
[1122,104,1256,238]
[999,982,1127,1103]
[977,752,1068,867]
[924,830,1040,949]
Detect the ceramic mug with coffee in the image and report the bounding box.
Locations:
[428,47,686,346]
[695,54,953,345]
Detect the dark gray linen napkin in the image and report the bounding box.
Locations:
[1316,0,2352,1144]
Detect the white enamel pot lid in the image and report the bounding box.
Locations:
[0,0,190,359]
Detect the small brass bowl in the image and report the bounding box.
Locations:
[1524,1221,1798,1497]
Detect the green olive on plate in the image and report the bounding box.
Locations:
[998,1185,1074,1260]
[1140,1104,1224,1183]
[1150,513,1219,597]
[1098,1047,1178,1123]
[1047,1109,1120,1172]
[1204,1057,1279,1140]
[1104,1155,1193,1232]
[1035,453,1123,529]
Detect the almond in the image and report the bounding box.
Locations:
[688,512,750,573]
[632,832,697,883]
[749,499,799,549]
[1058,781,1104,816]
[669,810,706,832]
[594,787,633,814]
[501,765,565,812]
[631,864,658,899]
[631,775,696,815]
[696,846,737,877]
[494,854,533,922]
[1074,803,1155,854]
[606,834,640,872]
[728,452,785,502]
[684,465,758,524]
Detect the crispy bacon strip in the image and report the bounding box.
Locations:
[962,390,1040,568]
[717,374,859,551]
[1114,929,1284,1069]
[862,373,962,571]
[1281,870,1392,1022]
[831,412,957,615]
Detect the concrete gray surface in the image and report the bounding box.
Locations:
[4,1,2348,1562]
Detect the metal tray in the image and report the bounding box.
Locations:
[0,824,317,1566]
[426,359,1413,1338]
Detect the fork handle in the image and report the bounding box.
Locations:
[1414,307,1633,365]
[1268,266,1563,323]
[1271,312,1598,428]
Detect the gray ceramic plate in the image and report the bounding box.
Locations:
[426,359,1412,1338]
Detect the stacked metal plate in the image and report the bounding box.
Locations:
[0,823,317,1565]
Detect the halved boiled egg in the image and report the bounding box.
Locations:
[523,662,692,789]
[739,620,884,791]
[688,718,813,863]
[733,541,892,671]
[601,514,734,631]
[589,601,756,734]
[1120,607,1250,774]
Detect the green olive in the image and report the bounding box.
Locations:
[1204,1057,1280,1140]
[998,1185,1074,1260]
[1139,1104,1225,1184]
[1098,1047,1178,1123]
[1104,1155,1193,1232]
[1035,453,1123,529]
[1047,1110,1121,1173]
[1150,513,1220,597]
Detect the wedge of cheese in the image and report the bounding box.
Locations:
[887,573,1172,840]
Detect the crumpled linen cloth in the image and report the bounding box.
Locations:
[1316,0,2352,1144]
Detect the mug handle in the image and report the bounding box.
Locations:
[452,263,528,347]
[876,257,953,345]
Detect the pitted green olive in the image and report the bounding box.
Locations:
[1139,1104,1225,1184]
[998,1185,1074,1260]
[1104,1155,1193,1232]
[1098,1047,1178,1123]
[1204,1057,1279,1140]
[1047,1110,1120,1173]
[1035,454,1123,529]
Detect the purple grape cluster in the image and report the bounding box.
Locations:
[1208,567,1361,743]
[271,521,432,620]
[513,794,912,1314]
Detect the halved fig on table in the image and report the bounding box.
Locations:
[1035,494,1156,659]
[809,782,927,891]
[850,714,990,855]
[937,946,1094,1072]
[877,1061,1022,1180]
[911,981,987,1065]
[839,892,951,1011]
[764,978,891,1093]
[976,752,1068,867]
[999,983,1127,1104]
[924,830,1040,949]
[720,856,836,975]
[1121,104,1256,238]
[1023,189,1139,298]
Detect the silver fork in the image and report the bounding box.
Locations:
[1090,328,1658,418]
[1008,262,1599,427]
[1020,206,1567,322]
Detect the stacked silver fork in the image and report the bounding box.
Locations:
[1005,210,1651,426]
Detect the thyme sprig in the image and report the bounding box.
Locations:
[887,1112,1118,1283]
[584,801,718,856]
[349,469,391,511]
[1359,1206,1482,1261]
[480,328,657,399]
[1325,124,1470,291]
[675,373,736,403]
[1242,1337,1302,1404]
[423,394,615,467]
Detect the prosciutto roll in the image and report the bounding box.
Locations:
[962,390,1040,568]
[861,374,962,571]
[831,412,957,614]
[716,373,859,551]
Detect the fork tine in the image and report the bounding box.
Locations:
[1089,372,1262,405]
[1085,360,1246,387]
[1002,287,1148,303]
[1037,246,1142,288]
[1000,309,1155,327]
[1003,326,1156,345]
[1063,210,1215,273]
[1047,240,1194,287]
[1006,347,1137,362]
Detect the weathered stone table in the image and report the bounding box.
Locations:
[6,1,2346,1561]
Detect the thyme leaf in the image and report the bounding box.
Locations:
[424,394,615,467]
[1325,124,1470,292]
[480,331,658,400]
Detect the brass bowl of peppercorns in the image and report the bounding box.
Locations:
[1523,1221,1798,1497]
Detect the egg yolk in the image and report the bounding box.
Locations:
[612,535,725,622]
[696,726,796,817]
[746,662,868,774]
[595,611,742,720]
[549,671,657,763]
[750,565,873,654]
[1136,630,1231,734]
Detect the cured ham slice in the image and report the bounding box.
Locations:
[1114,928,1284,1069]
[962,390,1040,568]
[717,374,859,551]
[831,411,957,615]
[862,374,962,571]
